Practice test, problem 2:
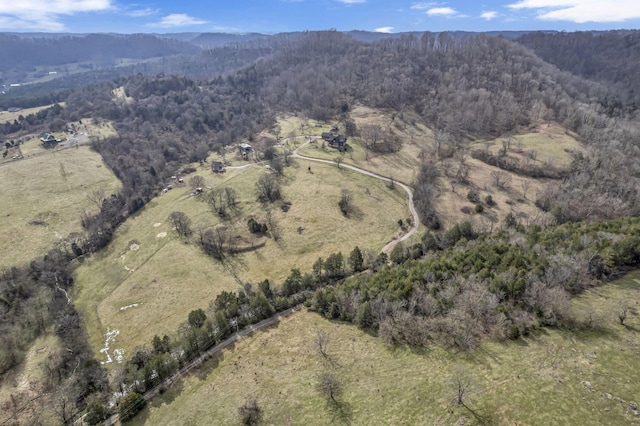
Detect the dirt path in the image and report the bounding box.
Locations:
[291,137,420,253]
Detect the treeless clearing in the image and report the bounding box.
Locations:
[0,103,65,124]
[435,157,553,230]
[129,271,640,425]
[73,160,409,362]
[0,145,121,269]
[472,122,584,169]
[17,119,117,159]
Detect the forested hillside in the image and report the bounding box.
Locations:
[518,30,640,106]
[0,33,199,73]
[1,30,640,424]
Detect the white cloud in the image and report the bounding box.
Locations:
[426,7,457,16]
[374,26,394,33]
[151,13,208,28]
[128,8,158,18]
[410,2,437,10]
[508,0,640,23]
[0,0,113,30]
[480,11,498,20]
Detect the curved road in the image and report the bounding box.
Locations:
[290,137,420,254]
[100,138,420,424]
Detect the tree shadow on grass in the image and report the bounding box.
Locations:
[152,377,185,407]
[328,400,353,425]
[460,402,497,426]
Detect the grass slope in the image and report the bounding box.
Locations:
[0,145,120,269]
[130,271,640,426]
[73,159,409,364]
[0,104,64,125]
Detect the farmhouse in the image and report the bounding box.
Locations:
[40,133,61,147]
[322,133,347,149]
[211,161,226,173]
[239,143,252,159]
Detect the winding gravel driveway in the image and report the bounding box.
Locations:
[290,137,420,253]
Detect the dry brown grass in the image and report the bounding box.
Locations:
[294,106,434,185]
[0,145,121,269]
[0,332,62,426]
[73,159,409,362]
[434,157,553,230]
[0,104,65,124]
[130,272,640,425]
[472,122,584,169]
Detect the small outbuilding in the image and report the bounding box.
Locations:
[211,161,226,173]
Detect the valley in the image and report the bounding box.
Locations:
[1,28,639,426]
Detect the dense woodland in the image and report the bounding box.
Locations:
[1,29,640,424]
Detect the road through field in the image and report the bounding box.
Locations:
[290,137,420,254]
[102,306,302,425]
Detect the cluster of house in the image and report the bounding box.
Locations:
[321,126,347,149]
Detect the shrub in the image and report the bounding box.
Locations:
[475,204,484,213]
[248,218,267,234]
[467,190,480,203]
[118,392,146,422]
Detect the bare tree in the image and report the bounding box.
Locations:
[224,187,239,210]
[317,372,342,404]
[201,226,227,260]
[338,189,353,216]
[619,306,628,325]
[189,175,205,189]
[333,156,343,169]
[168,211,192,237]
[238,397,262,425]
[449,367,475,408]
[314,330,330,359]
[265,205,280,242]
[206,189,227,217]
[256,173,281,203]
[59,162,68,181]
[521,180,532,199]
[490,171,512,190]
[87,186,106,209]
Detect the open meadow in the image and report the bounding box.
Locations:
[292,107,577,229]
[0,331,62,425]
[0,145,121,269]
[73,158,410,364]
[293,106,433,186]
[0,104,65,125]
[129,271,640,426]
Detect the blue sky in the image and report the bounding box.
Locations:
[0,1,639,34]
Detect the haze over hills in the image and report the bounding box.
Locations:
[1,28,640,425]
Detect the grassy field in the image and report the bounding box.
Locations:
[129,271,640,426]
[292,106,432,186]
[0,103,64,124]
[73,159,410,364]
[15,119,118,159]
[471,122,584,169]
[0,331,62,426]
[292,106,565,229]
[0,145,121,269]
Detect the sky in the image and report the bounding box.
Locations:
[0,0,639,34]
